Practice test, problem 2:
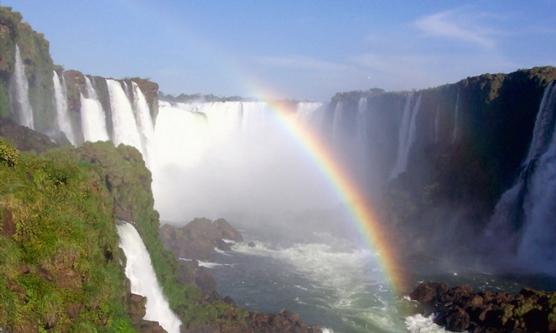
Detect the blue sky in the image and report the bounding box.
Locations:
[3,0,555,100]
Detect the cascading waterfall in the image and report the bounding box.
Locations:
[10,45,34,129]
[116,222,182,333]
[434,106,440,144]
[390,93,421,180]
[489,82,556,273]
[152,100,338,223]
[81,77,110,142]
[131,82,155,165]
[356,97,368,144]
[106,79,143,153]
[296,102,323,126]
[52,71,76,144]
[331,101,343,142]
[452,90,460,143]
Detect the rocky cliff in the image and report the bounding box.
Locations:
[410,282,556,332]
[0,6,54,132]
[325,67,556,260]
[0,6,159,145]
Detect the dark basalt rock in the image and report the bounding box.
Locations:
[410,282,556,332]
[160,218,243,261]
[245,310,322,333]
[127,293,168,333]
[186,308,322,333]
[0,117,60,152]
[128,293,147,325]
[139,320,167,333]
[160,218,243,294]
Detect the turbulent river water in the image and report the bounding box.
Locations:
[202,227,555,333]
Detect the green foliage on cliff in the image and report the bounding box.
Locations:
[0,141,135,332]
[0,138,18,166]
[0,6,56,133]
[69,142,247,329]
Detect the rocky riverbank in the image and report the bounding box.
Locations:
[410,282,556,332]
[160,219,323,333]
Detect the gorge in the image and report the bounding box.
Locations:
[0,4,555,333]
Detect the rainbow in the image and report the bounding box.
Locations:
[254,96,406,295]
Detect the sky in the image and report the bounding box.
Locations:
[2,0,555,100]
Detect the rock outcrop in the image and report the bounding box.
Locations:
[160,218,243,294]
[160,218,243,260]
[410,282,556,332]
[0,116,60,152]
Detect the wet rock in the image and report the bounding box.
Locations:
[160,218,243,260]
[128,293,147,324]
[139,320,167,333]
[410,282,556,333]
[441,307,470,332]
[0,117,59,152]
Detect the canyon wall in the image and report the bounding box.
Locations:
[324,67,556,264]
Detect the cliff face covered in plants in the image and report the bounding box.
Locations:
[0,6,54,132]
[0,139,137,332]
[0,124,323,333]
[0,135,247,332]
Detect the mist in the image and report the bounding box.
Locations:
[150,100,359,239]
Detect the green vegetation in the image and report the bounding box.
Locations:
[0,138,18,166]
[0,141,135,332]
[0,6,56,133]
[69,142,247,329]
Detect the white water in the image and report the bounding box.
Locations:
[296,102,323,124]
[106,79,143,153]
[131,82,155,165]
[230,239,410,332]
[178,257,229,269]
[490,82,556,273]
[405,314,450,333]
[10,45,34,129]
[80,77,109,142]
[232,241,378,295]
[357,97,368,146]
[390,93,421,180]
[452,90,460,143]
[152,100,337,224]
[516,83,556,271]
[52,71,76,144]
[116,222,182,333]
[434,107,440,144]
[332,101,343,142]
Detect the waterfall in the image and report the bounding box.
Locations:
[81,77,109,142]
[296,102,322,124]
[489,82,556,273]
[106,79,143,153]
[131,82,155,165]
[152,100,337,222]
[434,106,440,144]
[10,45,34,129]
[390,93,421,180]
[332,101,343,142]
[357,97,368,144]
[452,90,460,143]
[116,222,182,333]
[52,71,76,144]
